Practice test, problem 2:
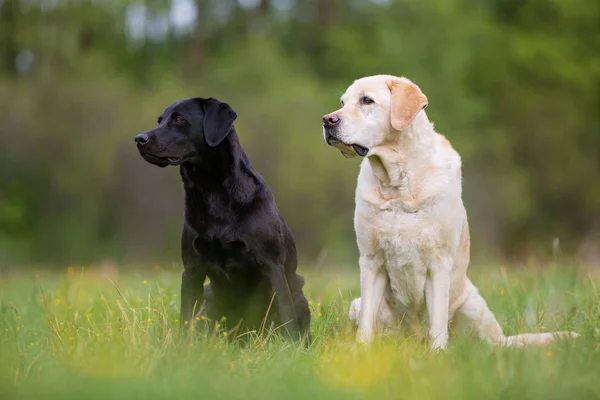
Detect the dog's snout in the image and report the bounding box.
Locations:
[322,113,340,127]
[325,134,337,146]
[135,133,149,145]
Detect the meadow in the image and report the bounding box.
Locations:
[1,264,598,400]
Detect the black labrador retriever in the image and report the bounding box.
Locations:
[134,97,310,342]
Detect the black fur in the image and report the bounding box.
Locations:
[135,98,310,342]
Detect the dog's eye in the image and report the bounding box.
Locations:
[361,96,374,105]
[340,100,344,107]
[174,116,185,124]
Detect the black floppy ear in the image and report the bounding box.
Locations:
[202,98,238,147]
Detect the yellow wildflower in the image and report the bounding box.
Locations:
[143,280,148,285]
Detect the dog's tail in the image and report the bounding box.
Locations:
[501,331,579,347]
[457,279,579,347]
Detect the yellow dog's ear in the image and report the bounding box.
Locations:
[387,77,428,131]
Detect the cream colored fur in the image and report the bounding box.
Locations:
[324,75,578,350]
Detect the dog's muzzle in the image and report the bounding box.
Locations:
[324,132,369,157]
[325,132,340,147]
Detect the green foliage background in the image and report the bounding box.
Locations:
[0,0,598,266]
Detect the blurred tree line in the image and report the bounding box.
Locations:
[0,0,598,268]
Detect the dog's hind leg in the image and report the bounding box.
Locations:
[453,280,505,345]
[349,296,398,332]
[293,291,312,345]
[455,278,578,347]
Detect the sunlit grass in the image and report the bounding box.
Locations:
[0,265,599,399]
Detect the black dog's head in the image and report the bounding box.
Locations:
[135,97,237,167]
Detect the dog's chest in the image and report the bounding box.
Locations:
[376,212,442,311]
[383,242,428,311]
[194,234,259,283]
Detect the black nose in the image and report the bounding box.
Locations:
[135,133,149,145]
[322,113,340,127]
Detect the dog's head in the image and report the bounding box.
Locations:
[322,75,428,158]
[135,97,237,167]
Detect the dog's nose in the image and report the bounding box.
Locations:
[322,113,340,127]
[135,133,149,145]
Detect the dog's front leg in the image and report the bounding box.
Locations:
[357,254,386,344]
[425,258,451,350]
[267,264,301,340]
[180,268,206,326]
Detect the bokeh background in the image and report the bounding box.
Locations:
[0,0,598,269]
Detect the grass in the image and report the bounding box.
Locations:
[0,264,599,399]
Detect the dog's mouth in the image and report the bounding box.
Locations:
[326,135,369,158]
[140,153,181,167]
[351,144,369,157]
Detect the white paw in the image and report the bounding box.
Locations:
[356,329,374,345]
[430,331,448,351]
[348,298,361,325]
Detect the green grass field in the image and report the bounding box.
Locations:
[1,265,598,399]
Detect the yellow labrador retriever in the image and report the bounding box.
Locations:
[322,74,578,350]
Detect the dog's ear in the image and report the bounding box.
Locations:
[202,98,238,147]
[387,77,428,131]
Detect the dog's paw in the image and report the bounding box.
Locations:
[356,328,374,345]
[348,298,361,325]
[429,332,449,352]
